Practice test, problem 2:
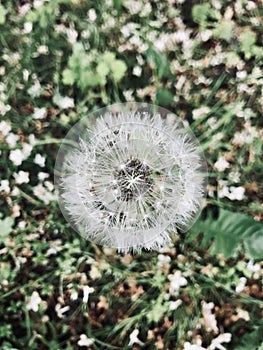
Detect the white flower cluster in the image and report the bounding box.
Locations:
[56,105,206,252]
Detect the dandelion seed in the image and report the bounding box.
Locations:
[55,103,206,252]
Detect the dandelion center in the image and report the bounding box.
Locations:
[115,158,153,201]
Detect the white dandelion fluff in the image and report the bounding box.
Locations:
[55,103,206,253]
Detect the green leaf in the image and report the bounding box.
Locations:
[146,295,167,323]
[240,28,256,59]
[234,321,263,350]
[62,69,75,86]
[102,52,116,64]
[155,88,174,106]
[213,20,234,42]
[96,62,110,77]
[192,3,212,25]
[79,71,103,89]
[190,209,263,259]
[0,4,6,24]
[110,59,127,82]
[0,217,14,242]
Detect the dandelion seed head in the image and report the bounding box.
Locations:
[55,103,206,252]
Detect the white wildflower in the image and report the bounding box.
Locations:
[26,291,42,312]
[37,45,49,55]
[34,153,46,167]
[202,301,219,333]
[0,180,10,193]
[236,308,250,321]
[168,271,188,294]
[82,285,95,303]
[33,183,56,204]
[12,204,21,218]
[235,277,247,293]
[23,22,33,34]
[38,172,49,181]
[0,101,9,115]
[169,299,182,310]
[128,329,144,347]
[208,333,232,350]
[14,170,30,184]
[9,143,33,165]
[228,171,240,183]
[78,334,94,347]
[157,254,171,267]
[6,133,19,147]
[53,93,75,109]
[55,104,206,252]
[227,186,245,201]
[192,106,210,120]
[214,156,230,172]
[55,304,70,318]
[28,80,42,98]
[246,260,261,279]
[88,8,97,21]
[33,107,47,120]
[0,120,11,136]
[9,149,24,166]
[132,66,142,77]
[200,29,213,42]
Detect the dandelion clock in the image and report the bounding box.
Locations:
[55,103,206,253]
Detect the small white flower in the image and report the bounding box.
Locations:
[88,8,97,22]
[38,172,49,181]
[34,153,46,167]
[53,94,75,109]
[12,204,21,218]
[235,277,247,293]
[9,143,33,166]
[132,66,142,77]
[78,334,94,347]
[55,304,70,318]
[168,271,188,294]
[82,285,95,303]
[202,301,218,333]
[128,329,144,347]
[33,107,47,120]
[37,45,49,55]
[0,179,10,193]
[0,120,11,136]
[5,133,19,147]
[208,333,232,350]
[1,102,13,116]
[26,291,42,312]
[28,80,42,98]
[56,104,206,252]
[169,299,182,310]
[236,308,250,321]
[192,106,210,120]
[9,149,24,166]
[214,157,230,172]
[14,171,30,184]
[227,186,245,201]
[23,22,33,33]
[33,183,57,204]
[157,254,171,267]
